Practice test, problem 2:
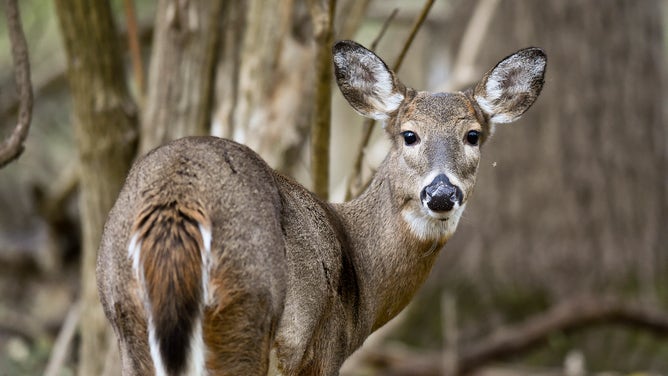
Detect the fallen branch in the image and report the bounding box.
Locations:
[0,0,33,168]
[351,295,668,375]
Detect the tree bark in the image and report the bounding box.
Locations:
[139,0,224,154]
[309,0,336,199]
[213,0,316,177]
[54,1,138,375]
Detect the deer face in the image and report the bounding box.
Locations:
[333,41,546,241]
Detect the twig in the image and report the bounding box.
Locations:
[43,301,82,376]
[123,0,145,100]
[309,0,337,199]
[438,0,500,92]
[0,0,33,168]
[370,8,399,52]
[345,0,435,200]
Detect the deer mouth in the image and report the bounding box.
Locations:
[401,202,467,241]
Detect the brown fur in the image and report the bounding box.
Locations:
[97,41,545,375]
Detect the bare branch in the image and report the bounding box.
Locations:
[350,296,668,375]
[0,0,33,168]
[309,0,337,199]
[369,8,398,52]
[392,0,435,73]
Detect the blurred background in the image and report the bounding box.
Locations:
[0,0,666,375]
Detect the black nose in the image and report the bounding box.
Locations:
[420,174,463,212]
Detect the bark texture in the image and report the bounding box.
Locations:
[213,0,316,177]
[54,1,138,375]
[139,0,224,153]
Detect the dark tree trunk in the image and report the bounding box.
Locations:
[54,1,139,375]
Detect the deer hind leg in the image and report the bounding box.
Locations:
[200,226,286,375]
[202,274,279,375]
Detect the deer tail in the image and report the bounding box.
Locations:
[128,199,211,376]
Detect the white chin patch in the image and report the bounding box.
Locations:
[401,203,466,242]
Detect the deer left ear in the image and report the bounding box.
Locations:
[333,40,405,120]
[474,47,547,124]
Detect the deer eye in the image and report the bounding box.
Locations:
[401,131,420,146]
[465,130,481,146]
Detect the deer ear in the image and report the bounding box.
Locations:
[333,40,405,120]
[474,47,546,124]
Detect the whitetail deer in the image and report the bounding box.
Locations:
[97,40,546,375]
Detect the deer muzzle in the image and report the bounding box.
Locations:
[420,174,463,213]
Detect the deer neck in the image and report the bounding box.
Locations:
[334,158,446,332]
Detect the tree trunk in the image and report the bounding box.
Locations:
[213,0,316,178]
[54,1,138,375]
[139,0,224,154]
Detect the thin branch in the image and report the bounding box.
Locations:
[43,301,82,376]
[392,0,435,73]
[0,0,33,168]
[346,0,435,200]
[369,8,398,52]
[123,0,145,100]
[309,0,337,199]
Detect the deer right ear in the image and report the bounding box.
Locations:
[333,40,405,120]
[474,47,547,124]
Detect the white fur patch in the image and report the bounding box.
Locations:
[402,203,465,242]
[128,233,141,279]
[148,314,168,376]
[186,318,207,376]
[199,224,213,306]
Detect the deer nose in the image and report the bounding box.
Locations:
[420,174,463,212]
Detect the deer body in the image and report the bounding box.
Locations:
[97,41,546,375]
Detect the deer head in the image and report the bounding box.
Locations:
[333,40,546,242]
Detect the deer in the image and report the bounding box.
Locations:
[97,40,546,376]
